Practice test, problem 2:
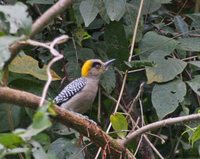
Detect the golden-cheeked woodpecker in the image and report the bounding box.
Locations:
[54,59,115,114]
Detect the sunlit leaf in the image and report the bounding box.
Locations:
[0,2,32,35]
[190,126,200,146]
[9,55,61,81]
[0,133,24,148]
[110,113,128,138]
[152,79,186,119]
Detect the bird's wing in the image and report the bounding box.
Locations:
[54,77,87,106]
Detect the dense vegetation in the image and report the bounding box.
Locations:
[1,0,200,158]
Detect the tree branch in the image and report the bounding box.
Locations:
[0,86,135,159]
[8,0,73,65]
[121,114,200,146]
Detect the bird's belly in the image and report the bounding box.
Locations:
[61,88,97,114]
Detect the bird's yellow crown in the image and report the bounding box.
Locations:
[81,60,93,77]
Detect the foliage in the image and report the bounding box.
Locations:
[1,0,200,158]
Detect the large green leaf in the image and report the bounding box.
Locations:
[0,2,32,35]
[186,75,200,96]
[104,0,126,21]
[9,55,61,81]
[140,34,178,62]
[145,50,187,84]
[79,0,99,27]
[140,31,178,59]
[0,36,20,69]
[105,21,129,63]
[110,113,128,139]
[47,138,84,159]
[177,38,200,52]
[152,79,186,119]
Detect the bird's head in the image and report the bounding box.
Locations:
[81,59,115,78]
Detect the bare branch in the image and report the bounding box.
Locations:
[0,87,135,159]
[121,114,200,146]
[8,0,73,65]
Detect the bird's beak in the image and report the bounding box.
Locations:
[104,59,116,68]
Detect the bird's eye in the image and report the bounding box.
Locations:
[95,64,101,69]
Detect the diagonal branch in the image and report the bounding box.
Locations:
[0,86,135,159]
[8,0,73,65]
[121,114,200,146]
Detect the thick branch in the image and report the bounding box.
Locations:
[121,114,200,146]
[0,87,134,159]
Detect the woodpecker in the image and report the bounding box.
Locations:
[54,59,115,114]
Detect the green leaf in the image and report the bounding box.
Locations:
[47,138,84,159]
[100,67,116,94]
[31,140,49,159]
[177,38,200,52]
[104,0,126,21]
[190,126,200,146]
[0,36,20,69]
[105,21,129,63]
[139,31,178,59]
[110,113,128,138]
[152,79,186,119]
[186,75,200,96]
[79,0,99,27]
[189,61,200,68]
[145,50,187,84]
[0,104,22,132]
[123,3,142,42]
[9,54,61,81]
[174,16,189,37]
[21,104,52,139]
[0,133,24,148]
[0,2,32,35]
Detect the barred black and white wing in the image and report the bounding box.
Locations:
[54,77,87,106]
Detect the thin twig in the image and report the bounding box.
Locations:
[94,0,145,157]
[128,82,145,114]
[144,136,164,159]
[40,35,69,106]
[24,35,69,107]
